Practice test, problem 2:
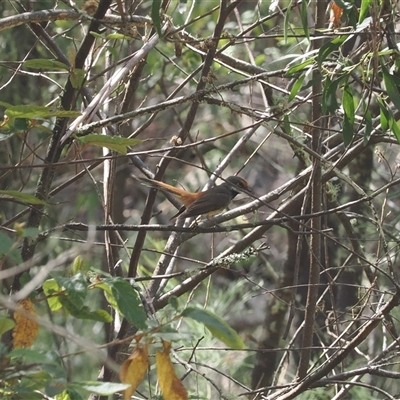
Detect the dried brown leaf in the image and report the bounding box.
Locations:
[119,343,149,400]
[156,341,188,400]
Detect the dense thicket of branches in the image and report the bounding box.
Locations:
[2,0,400,399]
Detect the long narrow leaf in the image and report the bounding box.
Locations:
[358,0,372,23]
[318,36,346,69]
[301,0,309,40]
[382,64,400,113]
[151,0,162,37]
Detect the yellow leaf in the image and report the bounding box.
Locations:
[119,344,149,400]
[12,299,38,348]
[156,341,188,400]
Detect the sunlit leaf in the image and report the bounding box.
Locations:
[358,0,372,23]
[75,134,141,155]
[43,279,63,312]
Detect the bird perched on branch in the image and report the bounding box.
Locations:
[134,175,251,220]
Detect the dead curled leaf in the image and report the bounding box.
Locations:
[119,343,149,400]
[156,341,188,400]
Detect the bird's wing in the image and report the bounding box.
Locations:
[179,192,232,219]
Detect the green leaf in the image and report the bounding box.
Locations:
[19,227,39,238]
[56,273,88,310]
[24,59,69,71]
[43,279,63,311]
[342,84,355,124]
[89,31,104,39]
[342,114,354,146]
[151,0,162,37]
[358,0,372,23]
[46,377,67,397]
[168,296,179,310]
[382,64,400,114]
[72,256,91,275]
[0,232,22,265]
[363,104,372,145]
[75,134,141,155]
[288,73,305,102]
[106,33,134,41]
[60,299,112,322]
[0,190,47,205]
[14,118,30,131]
[182,307,245,349]
[286,58,314,76]
[0,315,15,336]
[69,381,130,395]
[44,275,110,321]
[389,114,400,144]
[69,68,85,89]
[342,84,355,145]
[34,124,58,136]
[283,0,292,44]
[283,114,291,135]
[322,77,340,114]
[9,348,62,365]
[0,104,81,120]
[104,45,119,60]
[103,277,147,329]
[55,389,84,400]
[318,36,346,69]
[301,0,309,40]
[377,96,389,131]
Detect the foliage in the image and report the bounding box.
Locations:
[2,0,400,399]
